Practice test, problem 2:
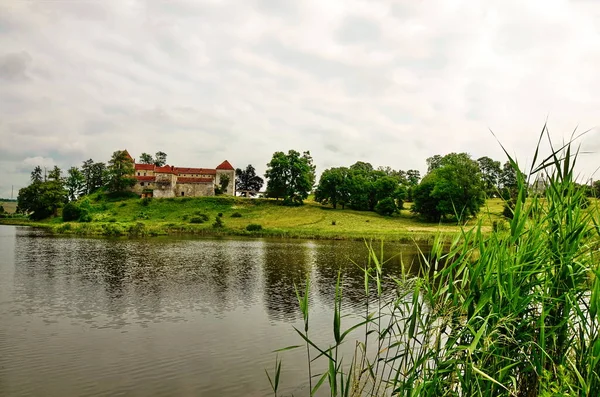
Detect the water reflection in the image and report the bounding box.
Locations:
[1,227,428,396]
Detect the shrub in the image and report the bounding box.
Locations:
[141,197,152,206]
[128,222,146,236]
[0,205,4,214]
[62,202,82,222]
[331,220,336,226]
[231,212,242,218]
[119,202,127,207]
[212,216,224,228]
[217,212,223,217]
[246,223,262,231]
[79,209,92,223]
[375,197,397,216]
[193,212,209,222]
[190,217,205,224]
[502,199,515,219]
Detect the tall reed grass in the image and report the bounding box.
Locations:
[269,129,600,396]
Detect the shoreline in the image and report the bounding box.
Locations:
[0,218,459,243]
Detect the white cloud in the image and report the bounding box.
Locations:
[1,0,600,197]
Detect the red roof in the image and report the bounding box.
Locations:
[135,163,155,171]
[155,165,174,174]
[174,167,216,175]
[178,177,213,184]
[216,160,234,170]
[135,176,155,182]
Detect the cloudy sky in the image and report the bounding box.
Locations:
[2,0,600,198]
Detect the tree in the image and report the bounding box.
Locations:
[412,153,485,222]
[265,150,315,205]
[18,166,67,220]
[426,155,443,173]
[477,156,501,196]
[65,167,85,201]
[154,151,167,167]
[82,159,106,195]
[139,153,154,164]
[314,167,350,209]
[31,166,43,183]
[406,169,421,186]
[219,174,230,193]
[106,150,136,193]
[235,165,264,196]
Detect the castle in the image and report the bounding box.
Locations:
[124,151,235,198]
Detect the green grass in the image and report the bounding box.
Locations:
[1,192,514,240]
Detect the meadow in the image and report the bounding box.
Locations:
[1,192,511,241]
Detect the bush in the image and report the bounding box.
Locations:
[503,199,515,219]
[79,209,92,222]
[128,222,146,236]
[231,212,242,218]
[0,205,4,214]
[190,217,206,224]
[141,197,152,206]
[246,223,262,231]
[62,202,82,222]
[212,216,224,228]
[218,212,223,217]
[375,197,397,216]
[193,212,209,222]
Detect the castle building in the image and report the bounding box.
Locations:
[125,151,235,198]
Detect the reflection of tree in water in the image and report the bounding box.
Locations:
[313,242,426,310]
[262,242,310,322]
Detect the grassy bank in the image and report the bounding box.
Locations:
[0,193,511,241]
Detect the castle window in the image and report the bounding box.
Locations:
[181,191,185,196]
[137,172,140,176]
[140,182,144,186]
[144,172,147,176]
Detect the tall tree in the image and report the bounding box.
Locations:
[477,156,501,195]
[314,167,350,209]
[139,153,154,164]
[106,150,136,193]
[265,150,315,205]
[65,167,85,201]
[406,169,421,186]
[426,155,443,173]
[154,151,167,167]
[235,165,264,197]
[31,166,43,183]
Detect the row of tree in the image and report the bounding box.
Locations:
[17,150,142,219]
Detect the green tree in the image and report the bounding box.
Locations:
[375,197,397,216]
[265,150,315,205]
[65,167,85,201]
[477,156,501,196]
[18,166,68,220]
[154,151,167,167]
[218,174,230,193]
[426,155,443,173]
[106,150,136,194]
[139,153,154,164]
[314,167,350,209]
[412,153,485,222]
[406,169,421,186]
[82,159,106,195]
[31,166,43,183]
[235,164,264,197]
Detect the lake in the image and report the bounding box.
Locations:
[0,225,425,396]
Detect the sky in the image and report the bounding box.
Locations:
[2,0,600,198]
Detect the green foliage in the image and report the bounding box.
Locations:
[65,166,85,201]
[265,150,315,205]
[62,202,82,221]
[0,205,4,214]
[231,212,242,218]
[218,175,230,194]
[246,223,262,231]
[314,167,350,209]
[81,159,106,195]
[139,151,167,166]
[412,152,485,221]
[212,216,224,228]
[477,156,501,195]
[141,197,152,206]
[236,164,264,196]
[106,150,136,194]
[374,197,397,216]
[18,167,68,220]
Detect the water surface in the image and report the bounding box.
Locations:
[0,226,424,396]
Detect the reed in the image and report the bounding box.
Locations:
[273,128,600,396]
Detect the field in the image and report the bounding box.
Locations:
[0,201,17,214]
[0,192,515,240]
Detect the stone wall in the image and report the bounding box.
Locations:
[176,182,214,197]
